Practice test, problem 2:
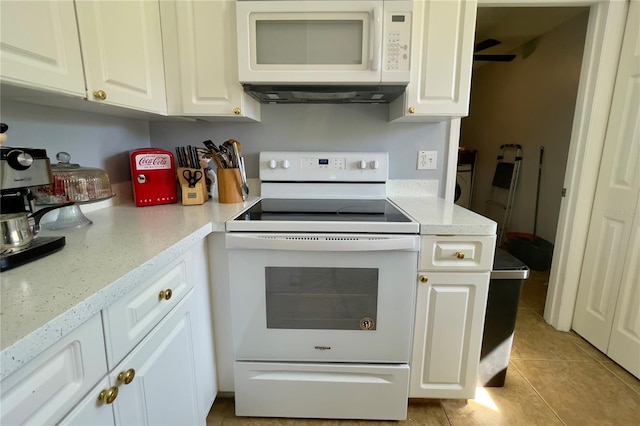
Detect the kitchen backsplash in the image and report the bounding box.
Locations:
[149,104,447,185]
[0,100,149,184]
[1,101,448,199]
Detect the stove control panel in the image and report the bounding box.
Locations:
[260,151,389,182]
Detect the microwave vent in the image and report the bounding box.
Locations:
[243,84,406,104]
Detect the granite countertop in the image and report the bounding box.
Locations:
[0,197,258,380]
[0,194,495,381]
[390,196,497,235]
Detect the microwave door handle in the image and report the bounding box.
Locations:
[370,6,382,71]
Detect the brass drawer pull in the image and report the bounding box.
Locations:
[455,252,465,259]
[158,289,173,300]
[98,386,118,404]
[93,90,107,100]
[118,368,136,385]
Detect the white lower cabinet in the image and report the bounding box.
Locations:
[2,240,215,426]
[61,292,199,426]
[109,291,200,426]
[59,377,116,426]
[0,315,107,425]
[410,272,489,399]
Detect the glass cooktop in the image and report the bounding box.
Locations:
[234,199,412,223]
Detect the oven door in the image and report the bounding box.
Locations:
[226,233,419,363]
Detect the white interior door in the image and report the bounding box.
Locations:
[572,0,640,378]
[607,200,640,378]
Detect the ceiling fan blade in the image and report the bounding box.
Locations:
[473,54,516,62]
[474,38,501,52]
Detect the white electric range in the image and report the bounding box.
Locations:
[226,151,420,421]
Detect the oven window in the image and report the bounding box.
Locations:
[265,267,378,330]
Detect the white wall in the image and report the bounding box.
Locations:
[461,11,589,243]
[0,100,151,183]
[149,103,448,191]
[1,101,450,197]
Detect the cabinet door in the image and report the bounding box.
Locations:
[75,0,167,114]
[0,0,85,96]
[410,272,489,399]
[0,315,107,425]
[58,377,116,426]
[110,291,201,426]
[102,254,193,369]
[160,0,260,120]
[188,239,218,417]
[389,0,477,121]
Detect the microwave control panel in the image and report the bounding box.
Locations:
[384,11,412,74]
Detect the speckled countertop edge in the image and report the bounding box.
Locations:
[389,196,497,235]
[0,194,494,381]
[0,198,257,380]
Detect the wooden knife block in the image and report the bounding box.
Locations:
[177,167,207,205]
[217,168,243,204]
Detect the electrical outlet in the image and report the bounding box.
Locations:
[417,151,437,170]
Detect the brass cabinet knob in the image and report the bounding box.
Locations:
[419,274,428,284]
[233,107,241,115]
[98,386,119,404]
[408,106,416,114]
[118,368,136,385]
[159,289,172,300]
[93,90,107,100]
[455,252,465,259]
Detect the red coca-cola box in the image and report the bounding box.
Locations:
[130,148,178,207]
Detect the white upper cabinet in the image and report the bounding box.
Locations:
[75,1,168,114]
[390,0,477,122]
[161,0,260,121]
[0,0,85,96]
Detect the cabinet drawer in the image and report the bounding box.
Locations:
[0,314,107,426]
[103,256,192,369]
[420,235,495,271]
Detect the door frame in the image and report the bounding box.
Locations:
[445,0,629,330]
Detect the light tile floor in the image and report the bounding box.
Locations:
[207,270,640,425]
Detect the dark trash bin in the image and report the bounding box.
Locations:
[479,248,529,387]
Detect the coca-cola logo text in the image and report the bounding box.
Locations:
[135,154,172,170]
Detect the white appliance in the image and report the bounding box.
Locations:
[226,151,419,420]
[455,163,473,208]
[236,0,413,103]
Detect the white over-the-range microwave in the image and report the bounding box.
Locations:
[236,0,413,103]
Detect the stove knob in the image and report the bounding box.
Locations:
[281,159,290,169]
[357,160,367,169]
[6,150,33,170]
[370,160,380,169]
[268,159,277,169]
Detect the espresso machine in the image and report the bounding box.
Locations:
[1,125,68,271]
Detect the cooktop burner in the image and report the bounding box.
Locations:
[235,199,412,223]
[228,198,419,234]
[227,151,419,234]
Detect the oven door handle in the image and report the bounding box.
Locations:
[226,234,419,252]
